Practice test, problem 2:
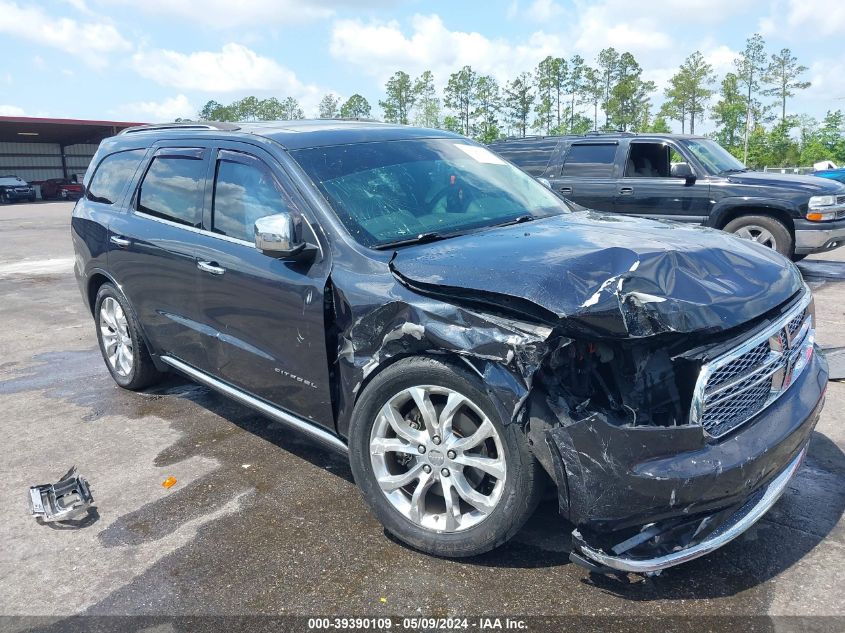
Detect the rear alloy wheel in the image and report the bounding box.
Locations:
[349,357,544,557]
[94,283,164,390]
[724,214,793,258]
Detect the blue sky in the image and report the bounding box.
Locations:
[0,0,843,132]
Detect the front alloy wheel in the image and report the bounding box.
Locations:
[369,385,507,532]
[733,224,777,249]
[349,357,544,557]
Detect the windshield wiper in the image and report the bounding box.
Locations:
[719,167,748,174]
[490,215,535,228]
[375,232,453,250]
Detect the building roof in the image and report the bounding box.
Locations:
[0,116,146,144]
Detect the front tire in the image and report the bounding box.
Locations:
[724,214,793,258]
[94,283,163,390]
[349,357,544,557]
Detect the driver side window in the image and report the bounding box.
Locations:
[212,155,292,243]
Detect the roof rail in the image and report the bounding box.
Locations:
[583,130,636,137]
[118,121,241,135]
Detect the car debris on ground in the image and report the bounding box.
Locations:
[28,467,94,522]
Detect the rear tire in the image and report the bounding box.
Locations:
[349,356,544,557]
[724,214,793,258]
[94,283,164,390]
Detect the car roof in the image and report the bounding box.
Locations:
[113,119,464,151]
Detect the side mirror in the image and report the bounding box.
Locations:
[255,213,307,259]
[671,162,696,183]
[536,177,552,189]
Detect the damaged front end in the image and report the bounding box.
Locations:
[338,219,827,574]
[527,287,825,574]
[326,210,826,573]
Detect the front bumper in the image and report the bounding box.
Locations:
[3,189,35,201]
[573,446,806,573]
[543,348,828,573]
[794,218,845,254]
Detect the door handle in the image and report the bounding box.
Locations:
[558,186,573,195]
[619,187,634,195]
[197,260,226,276]
[109,235,131,247]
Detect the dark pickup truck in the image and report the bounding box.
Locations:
[490,132,845,260]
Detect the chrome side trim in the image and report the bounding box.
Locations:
[160,356,348,454]
[576,446,806,574]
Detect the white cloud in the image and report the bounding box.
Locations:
[132,43,319,96]
[0,1,130,68]
[112,95,195,122]
[0,105,26,116]
[803,59,845,103]
[98,0,388,29]
[526,0,564,22]
[761,0,845,38]
[330,14,564,87]
[131,43,323,115]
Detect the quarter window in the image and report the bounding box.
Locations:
[87,149,146,205]
[137,156,206,227]
[212,157,289,243]
[561,144,617,177]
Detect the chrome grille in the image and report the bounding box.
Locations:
[691,290,815,438]
[837,195,845,205]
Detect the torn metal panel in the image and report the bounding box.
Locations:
[29,467,93,522]
[388,211,804,338]
[547,348,824,537]
[328,265,566,438]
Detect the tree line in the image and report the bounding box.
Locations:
[196,33,845,169]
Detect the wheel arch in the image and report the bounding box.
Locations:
[340,351,529,441]
[85,269,166,371]
[709,202,796,236]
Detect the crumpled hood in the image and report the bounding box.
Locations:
[389,212,804,338]
[724,170,845,195]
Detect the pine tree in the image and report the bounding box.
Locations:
[734,34,768,163]
[379,71,416,124]
[763,48,810,124]
[503,72,534,138]
[444,66,478,136]
[318,94,340,119]
[412,70,440,128]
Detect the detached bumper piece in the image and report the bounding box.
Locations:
[571,446,806,575]
[28,467,94,522]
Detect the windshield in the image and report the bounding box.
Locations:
[0,176,25,186]
[290,138,570,248]
[680,139,746,174]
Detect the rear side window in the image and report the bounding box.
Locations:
[87,149,145,205]
[212,156,291,242]
[138,156,206,227]
[489,139,560,176]
[561,143,618,177]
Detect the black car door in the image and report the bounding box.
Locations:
[613,140,712,222]
[108,143,212,370]
[546,141,620,211]
[191,142,336,430]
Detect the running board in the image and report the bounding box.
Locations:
[160,356,348,454]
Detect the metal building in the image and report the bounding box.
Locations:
[0,116,144,185]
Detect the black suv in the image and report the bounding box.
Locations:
[0,175,36,203]
[489,133,845,260]
[72,121,826,574]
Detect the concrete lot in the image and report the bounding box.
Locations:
[1,202,843,627]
